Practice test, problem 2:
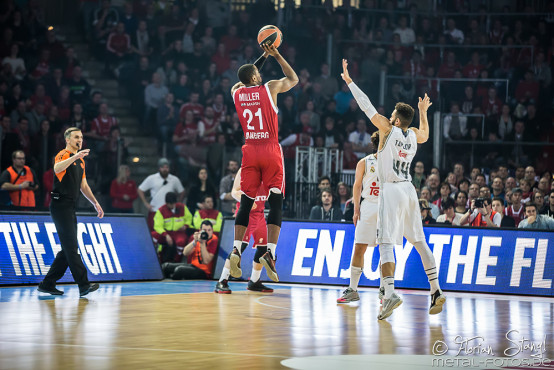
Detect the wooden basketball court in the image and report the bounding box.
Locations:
[0,281,552,369]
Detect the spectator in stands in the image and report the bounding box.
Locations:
[162,220,218,280]
[315,63,338,100]
[540,190,554,218]
[156,92,178,145]
[67,66,91,105]
[524,166,538,189]
[199,106,220,145]
[412,161,425,191]
[70,103,87,131]
[436,198,462,225]
[138,158,185,230]
[172,74,190,107]
[88,103,118,150]
[444,18,464,44]
[491,177,505,201]
[482,87,503,121]
[109,164,137,213]
[425,174,440,202]
[0,150,39,208]
[519,179,532,203]
[61,47,81,80]
[433,182,452,214]
[25,103,45,136]
[455,191,468,214]
[337,182,351,214]
[475,174,486,188]
[14,117,32,157]
[105,22,132,75]
[515,69,540,104]
[462,52,483,79]
[83,91,102,121]
[480,185,491,200]
[187,167,217,215]
[30,49,51,81]
[518,203,554,230]
[505,177,517,193]
[93,0,119,56]
[532,191,545,211]
[443,102,467,141]
[505,188,525,226]
[152,191,193,263]
[460,197,501,228]
[155,58,178,87]
[2,44,25,80]
[419,199,436,224]
[498,104,513,140]
[393,15,415,45]
[193,195,222,233]
[219,159,239,217]
[179,91,204,121]
[43,28,66,64]
[491,197,515,227]
[144,72,169,131]
[309,188,343,221]
[348,119,372,159]
[32,119,56,173]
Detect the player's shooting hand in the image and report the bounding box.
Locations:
[418,93,433,112]
[353,208,360,226]
[341,59,353,84]
[261,43,279,57]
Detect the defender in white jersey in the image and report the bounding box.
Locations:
[341,59,445,320]
[337,132,385,304]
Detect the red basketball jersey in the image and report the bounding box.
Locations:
[233,83,279,144]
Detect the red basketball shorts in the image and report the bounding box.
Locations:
[241,142,284,199]
[242,211,267,247]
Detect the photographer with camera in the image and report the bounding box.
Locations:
[162,220,218,280]
[0,150,39,208]
[460,197,501,227]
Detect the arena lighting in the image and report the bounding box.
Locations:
[132,157,140,163]
[47,26,54,31]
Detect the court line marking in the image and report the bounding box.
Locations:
[0,341,288,359]
[255,296,294,311]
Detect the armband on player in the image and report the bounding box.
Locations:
[348,82,378,119]
[254,54,267,71]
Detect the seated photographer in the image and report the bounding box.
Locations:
[151,192,193,263]
[161,220,219,280]
[0,150,40,209]
[436,198,462,226]
[460,197,501,227]
[518,203,554,230]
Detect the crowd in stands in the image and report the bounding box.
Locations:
[1,0,553,240]
[0,0,130,209]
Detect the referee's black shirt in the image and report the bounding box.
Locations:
[53,149,85,203]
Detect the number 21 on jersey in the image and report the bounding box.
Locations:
[393,160,410,179]
[243,108,263,130]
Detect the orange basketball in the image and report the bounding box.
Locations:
[257,25,282,48]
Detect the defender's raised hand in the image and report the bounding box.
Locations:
[341,59,353,84]
[418,93,433,112]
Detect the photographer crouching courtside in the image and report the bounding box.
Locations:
[38,127,104,296]
[161,220,218,280]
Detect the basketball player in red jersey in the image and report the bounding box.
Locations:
[215,168,273,293]
[228,43,298,282]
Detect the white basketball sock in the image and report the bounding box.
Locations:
[219,267,230,282]
[233,240,243,254]
[250,267,261,283]
[413,241,440,293]
[383,276,395,299]
[267,243,277,259]
[349,266,363,291]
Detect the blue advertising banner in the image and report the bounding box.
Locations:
[0,212,163,285]
[216,219,554,296]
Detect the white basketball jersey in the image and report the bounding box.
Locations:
[361,154,380,203]
[378,126,417,183]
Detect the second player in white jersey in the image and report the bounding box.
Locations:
[341,58,445,320]
[338,132,383,304]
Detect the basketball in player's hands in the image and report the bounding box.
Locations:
[258,25,282,48]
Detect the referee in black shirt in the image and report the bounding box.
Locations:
[38,127,104,296]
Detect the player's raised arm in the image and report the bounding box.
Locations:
[264,44,298,95]
[411,93,432,144]
[341,59,391,132]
